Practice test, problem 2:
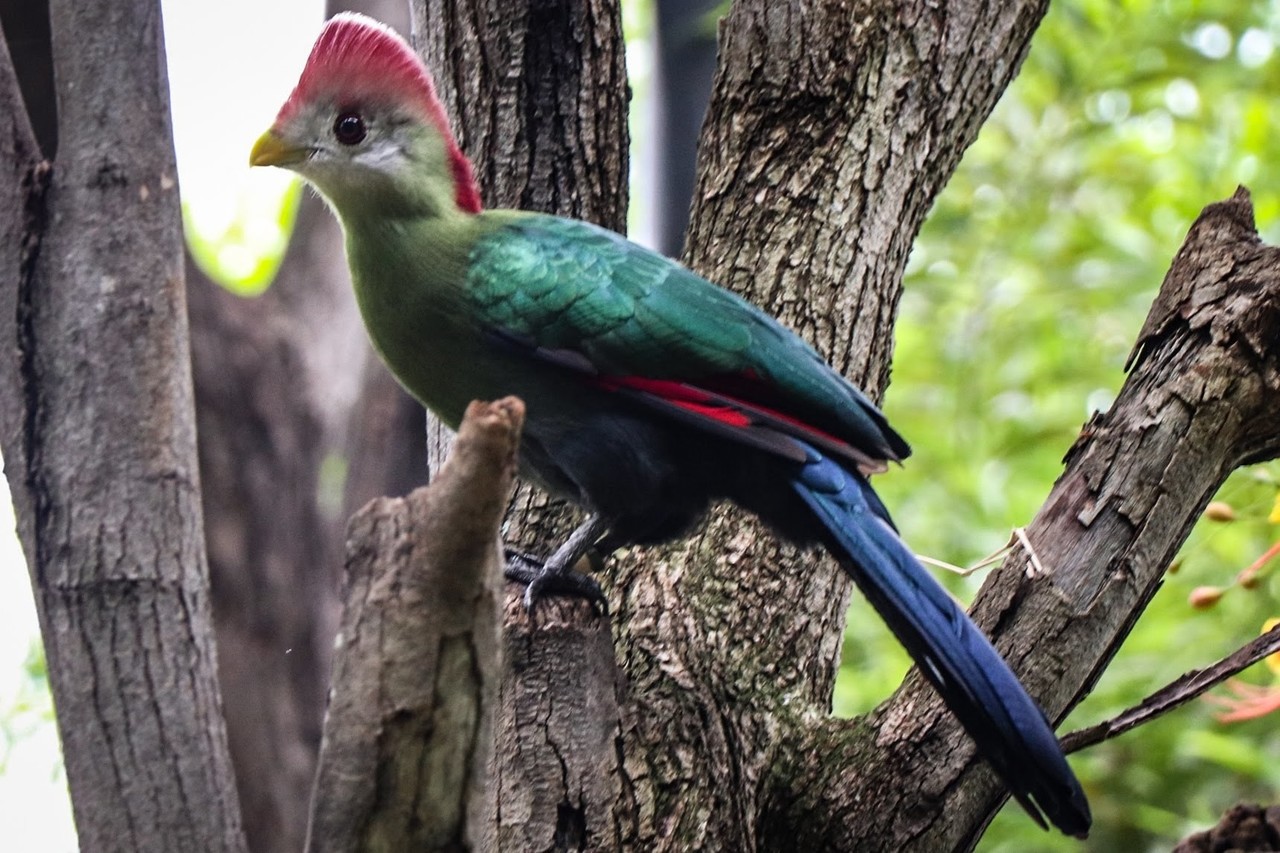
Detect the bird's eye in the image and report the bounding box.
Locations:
[333,112,367,145]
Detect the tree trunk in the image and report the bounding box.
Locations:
[189,217,350,853]
[0,2,245,850]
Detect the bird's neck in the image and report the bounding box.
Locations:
[342,208,476,310]
[338,210,488,424]
[326,169,463,223]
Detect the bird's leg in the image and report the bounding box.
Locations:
[503,513,612,612]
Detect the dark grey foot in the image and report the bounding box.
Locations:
[503,548,608,614]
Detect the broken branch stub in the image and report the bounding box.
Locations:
[307,397,522,853]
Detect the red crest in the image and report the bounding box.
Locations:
[277,13,481,213]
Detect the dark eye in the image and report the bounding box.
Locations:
[333,112,367,145]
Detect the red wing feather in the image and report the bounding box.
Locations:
[595,376,886,473]
[488,330,889,473]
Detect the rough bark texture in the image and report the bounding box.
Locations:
[769,188,1280,851]
[417,0,628,231]
[0,2,245,850]
[491,601,621,851]
[1061,622,1280,756]
[1173,803,1280,853]
[307,399,516,853]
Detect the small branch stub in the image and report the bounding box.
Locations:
[307,398,523,853]
[1062,622,1280,754]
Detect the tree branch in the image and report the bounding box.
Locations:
[307,398,519,852]
[776,188,1280,851]
[1061,621,1280,754]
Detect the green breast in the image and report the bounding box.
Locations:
[343,214,480,428]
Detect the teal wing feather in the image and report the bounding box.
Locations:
[467,213,910,463]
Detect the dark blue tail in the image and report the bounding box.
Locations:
[791,441,1091,837]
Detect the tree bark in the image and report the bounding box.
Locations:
[0,2,245,850]
[417,0,628,231]
[0,0,45,576]
[307,399,516,853]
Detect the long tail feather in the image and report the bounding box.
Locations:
[791,441,1091,837]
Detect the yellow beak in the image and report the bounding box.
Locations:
[249,130,310,168]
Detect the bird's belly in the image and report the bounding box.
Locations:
[510,383,739,546]
[377,335,799,548]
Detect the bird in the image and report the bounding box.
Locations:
[250,12,1091,837]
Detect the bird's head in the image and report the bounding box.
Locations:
[250,13,481,218]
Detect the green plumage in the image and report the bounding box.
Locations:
[341,207,906,464]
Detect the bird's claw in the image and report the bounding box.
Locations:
[503,548,543,579]
[503,548,608,615]
[522,571,608,614]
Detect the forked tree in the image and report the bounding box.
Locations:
[1,1,1278,851]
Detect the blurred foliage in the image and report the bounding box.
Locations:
[829,0,1280,850]
[186,179,302,296]
[0,641,55,774]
